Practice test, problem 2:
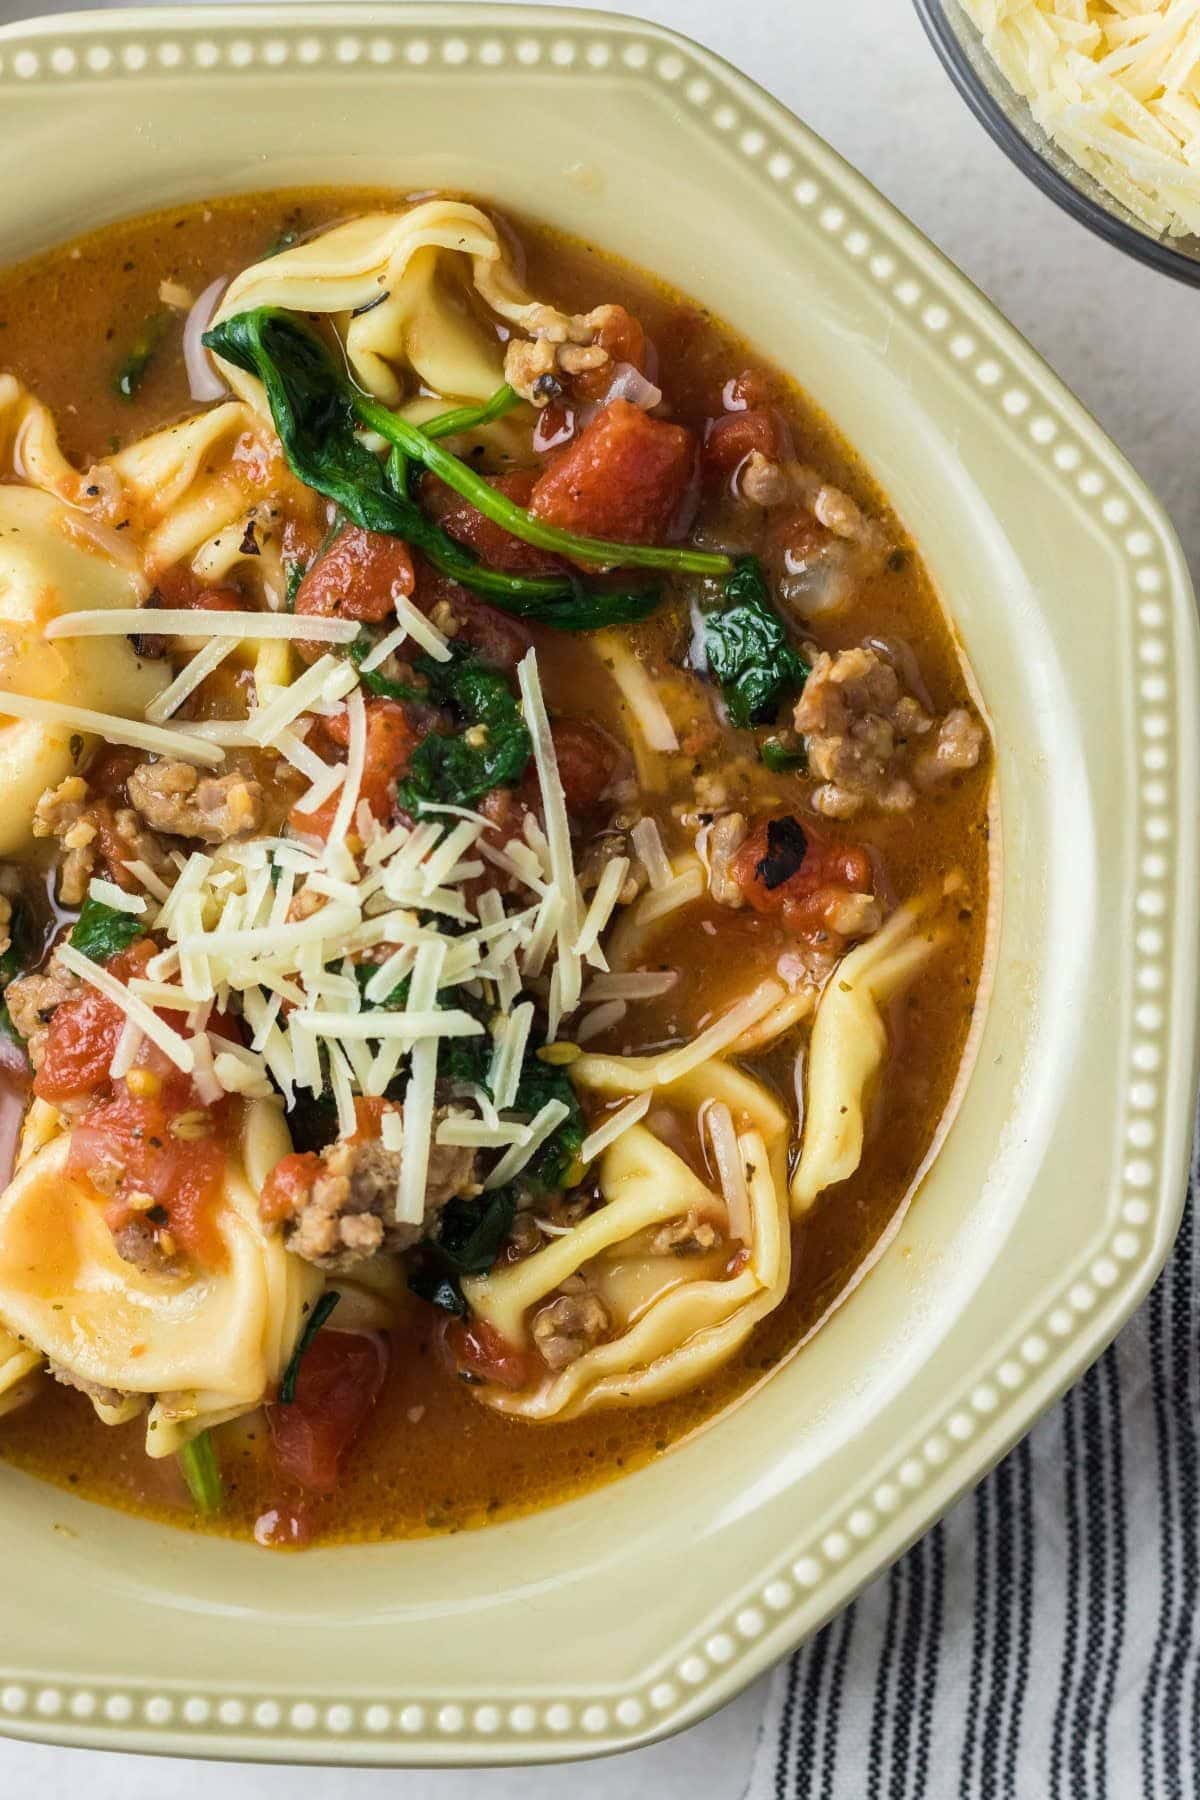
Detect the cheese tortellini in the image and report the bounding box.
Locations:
[212,199,541,411]
[463,1061,790,1420]
[0,1100,322,1456]
[790,895,942,1214]
[0,485,168,853]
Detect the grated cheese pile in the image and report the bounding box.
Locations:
[58,640,662,1204]
[963,0,1200,238]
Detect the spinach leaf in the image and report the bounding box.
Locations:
[284,559,306,609]
[69,896,144,963]
[435,1193,517,1277]
[407,1040,584,1318]
[279,1290,341,1404]
[177,1430,223,1514]
[509,1057,585,1198]
[407,1260,468,1318]
[284,1088,339,1155]
[704,555,810,731]
[114,309,171,401]
[203,308,708,628]
[397,647,531,814]
[759,733,808,774]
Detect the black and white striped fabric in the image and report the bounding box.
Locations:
[750,1122,1200,1800]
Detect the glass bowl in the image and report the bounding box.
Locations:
[914,0,1200,286]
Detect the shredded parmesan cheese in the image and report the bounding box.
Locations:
[704,1101,751,1243]
[603,642,679,751]
[146,638,236,723]
[392,593,453,662]
[582,970,678,1002]
[964,0,1200,239]
[483,1098,571,1190]
[631,817,674,890]
[648,980,786,1087]
[87,878,146,915]
[579,1092,652,1163]
[46,609,361,644]
[574,855,630,960]
[517,649,583,1030]
[0,691,224,766]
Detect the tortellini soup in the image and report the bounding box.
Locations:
[0,191,991,1545]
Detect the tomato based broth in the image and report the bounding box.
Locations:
[0,190,991,1543]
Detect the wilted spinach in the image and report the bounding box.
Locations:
[704,555,810,732]
[69,896,144,963]
[396,646,532,813]
[203,308,718,628]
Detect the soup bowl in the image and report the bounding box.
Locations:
[0,2,1196,1768]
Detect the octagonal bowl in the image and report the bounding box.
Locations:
[0,1,1196,1768]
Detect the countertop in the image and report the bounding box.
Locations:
[0,0,1196,1793]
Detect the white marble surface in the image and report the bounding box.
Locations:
[0,0,1196,1792]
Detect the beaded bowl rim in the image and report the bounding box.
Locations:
[0,0,1196,1768]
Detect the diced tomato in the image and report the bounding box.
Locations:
[153,563,243,612]
[545,718,620,819]
[571,304,648,402]
[421,471,565,576]
[450,1318,533,1392]
[34,940,156,1102]
[86,745,141,800]
[528,400,697,546]
[260,1150,321,1226]
[294,525,415,636]
[722,369,774,411]
[267,1330,389,1494]
[732,816,874,940]
[70,1081,230,1268]
[410,564,535,674]
[477,785,535,853]
[291,698,418,840]
[702,409,791,490]
[454,595,534,672]
[34,987,126,1100]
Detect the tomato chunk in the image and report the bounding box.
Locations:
[260,1151,321,1226]
[702,409,791,490]
[153,562,244,612]
[34,986,126,1101]
[267,1330,389,1494]
[450,1318,534,1392]
[69,1079,229,1268]
[570,304,649,402]
[421,471,565,576]
[291,698,418,840]
[35,940,155,1102]
[294,525,415,630]
[732,816,874,940]
[546,718,620,819]
[529,400,697,546]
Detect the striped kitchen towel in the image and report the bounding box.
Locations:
[749,1125,1200,1800]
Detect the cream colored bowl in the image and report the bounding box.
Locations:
[0,3,1196,1769]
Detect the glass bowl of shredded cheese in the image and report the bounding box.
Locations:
[915,0,1200,284]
